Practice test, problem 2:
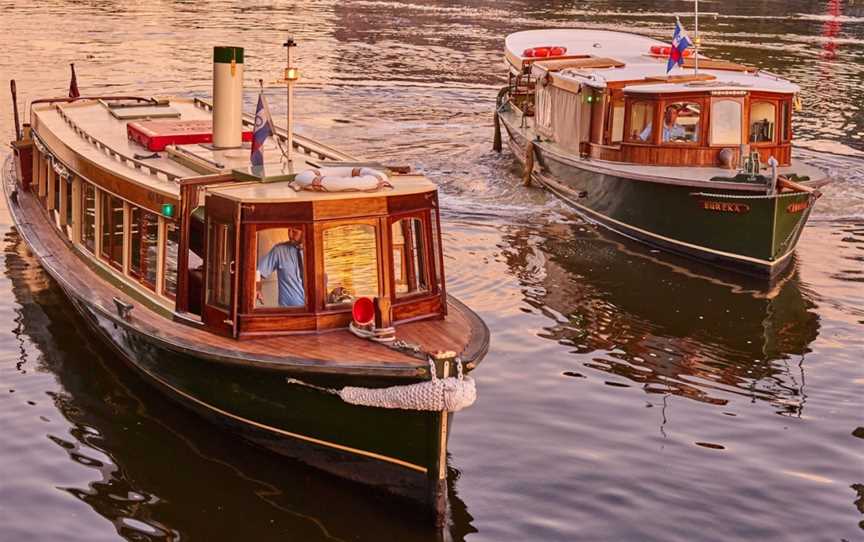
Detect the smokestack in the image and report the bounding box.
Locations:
[212,46,244,149]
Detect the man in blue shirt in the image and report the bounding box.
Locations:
[256,228,305,307]
[639,105,691,142]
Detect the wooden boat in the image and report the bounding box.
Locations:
[495,29,830,277]
[4,44,489,524]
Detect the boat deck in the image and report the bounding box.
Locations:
[8,177,487,378]
[33,97,434,203]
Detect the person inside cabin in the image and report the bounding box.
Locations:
[256,228,305,307]
[639,105,693,143]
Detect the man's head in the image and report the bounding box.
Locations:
[288,228,303,244]
[664,105,680,126]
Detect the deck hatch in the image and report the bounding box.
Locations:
[109,105,182,120]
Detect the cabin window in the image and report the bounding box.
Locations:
[255,226,306,309]
[206,221,234,311]
[64,176,73,229]
[129,206,159,290]
[51,170,60,218]
[163,220,179,299]
[82,183,97,253]
[322,223,379,307]
[610,102,625,144]
[391,217,429,298]
[100,193,124,270]
[710,99,743,146]
[780,100,792,142]
[662,102,701,143]
[37,154,47,199]
[749,102,776,143]
[627,102,655,142]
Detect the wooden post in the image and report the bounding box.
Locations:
[492,110,502,152]
[10,80,21,141]
[523,142,535,186]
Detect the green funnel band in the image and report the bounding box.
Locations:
[213,46,244,64]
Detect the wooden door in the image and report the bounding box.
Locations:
[202,195,241,337]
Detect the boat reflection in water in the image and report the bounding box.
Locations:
[500,219,820,415]
[3,230,474,540]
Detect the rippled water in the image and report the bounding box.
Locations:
[1,1,863,540]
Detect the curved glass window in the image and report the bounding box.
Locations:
[323,224,379,307]
[100,193,124,270]
[710,99,743,146]
[82,183,96,253]
[392,218,428,298]
[129,206,159,290]
[662,102,701,143]
[628,102,655,142]
[163,221,179,299]
[255,227,306,309]
[750,102,776,143]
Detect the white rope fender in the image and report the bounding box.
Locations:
[293,166,392,192]
[286,358,477,412]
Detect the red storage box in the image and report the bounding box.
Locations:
[127,120,253,151]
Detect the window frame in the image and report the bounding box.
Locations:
[604,93,626,145]
[624,99,659,145]
[780,98,792,143]
[748,99,778,146]
[99,191,125,271]
[658,99,705,147]
[81,182,97,254]
[316,218,384,312]
[386,211,435,303]
[250,223,312,315]
[161,219,180,301]
[128,205,160,292]
[709,97,745,147]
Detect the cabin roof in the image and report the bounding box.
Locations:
[205,174,434,203]
[507,29,799,95]
[31,97,424,203]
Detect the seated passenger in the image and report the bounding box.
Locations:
[256,228,305,307]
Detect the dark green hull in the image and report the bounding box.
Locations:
[501,112,821,278]
[69,293,449,514]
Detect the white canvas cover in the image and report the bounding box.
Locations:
[535,79,583,153]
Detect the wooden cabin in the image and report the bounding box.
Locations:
[504,29,798,168]
[13,97,447,340]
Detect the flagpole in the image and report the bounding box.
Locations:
[283,37,297,166]
[694,0,700,74]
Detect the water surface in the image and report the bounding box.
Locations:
[0,1,862,540]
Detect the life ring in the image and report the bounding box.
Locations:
[293,167,392,192]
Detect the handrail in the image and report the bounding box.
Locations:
[31,95,157,108]
[53,103,181,183]
[192,97,355,162]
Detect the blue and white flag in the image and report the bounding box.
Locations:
[250,91,274,167]
[667,18,693,73]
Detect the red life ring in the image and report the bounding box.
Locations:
[523,46,568,58]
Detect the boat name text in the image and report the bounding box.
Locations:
[699,200,751,214]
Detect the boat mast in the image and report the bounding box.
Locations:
[283,36,298,165]
[694,0,700,74]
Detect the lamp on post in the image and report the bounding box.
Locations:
[283,37,300,166]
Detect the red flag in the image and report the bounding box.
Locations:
[68,63,80,98]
